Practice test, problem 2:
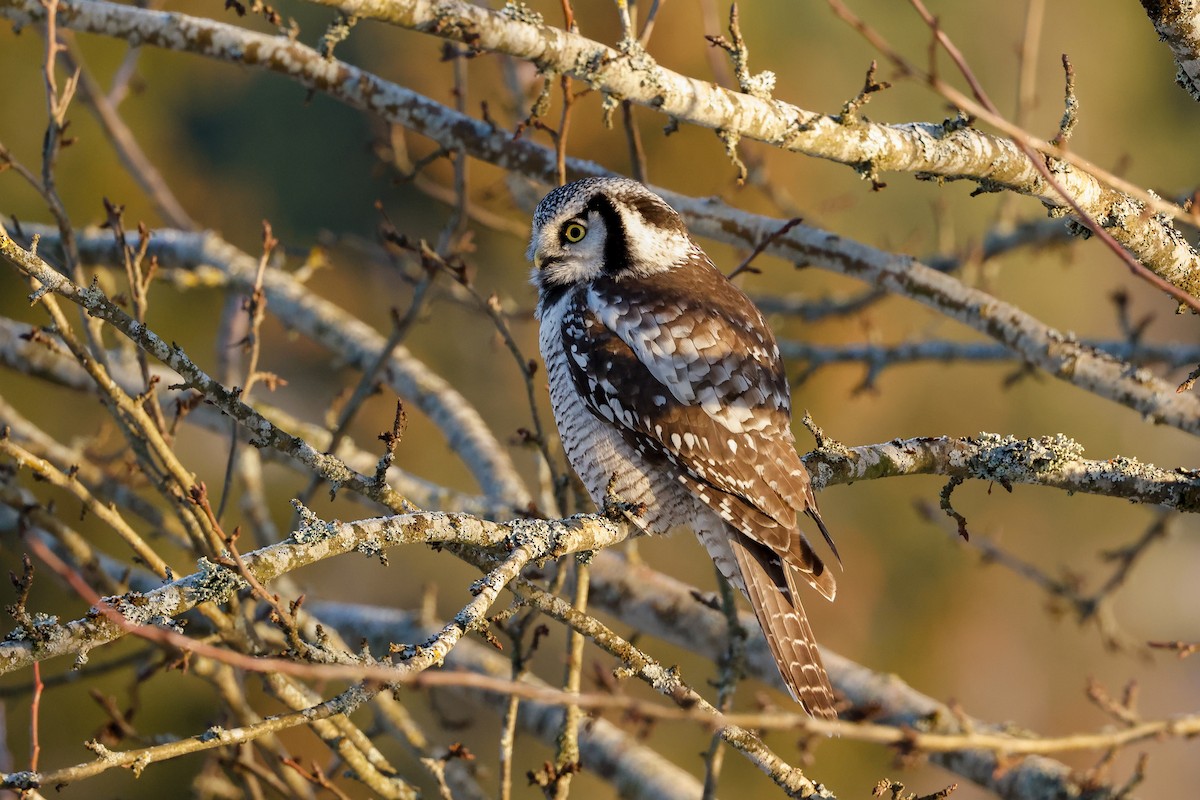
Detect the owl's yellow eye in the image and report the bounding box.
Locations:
[561,221,588,243]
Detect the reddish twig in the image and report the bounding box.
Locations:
[900,0,1200,312]
[30,661,43,773]
[826,0,1200,312]
[727,217,803,279]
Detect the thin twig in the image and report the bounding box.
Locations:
[294,269,434,509]
[103,200,168,437]
[994,0,1043,228]
[701,568,746,800]
[637,0,662,46]
[217,220,278,520]
[29,663,42,773]
[61,41,196,229]
[621,101,647,183]
[833,0,1200,312]
[553,0,577,187]
[551,557,590,798]
[727,217,803,280]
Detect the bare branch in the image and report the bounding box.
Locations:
[1138,0,1200,102]
[2,0,1197,300]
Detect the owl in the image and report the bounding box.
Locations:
[528,177,839,719]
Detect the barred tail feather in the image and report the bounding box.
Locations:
[730,534,837,720]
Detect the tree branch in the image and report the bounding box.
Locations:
[1,0,1196,302]
[1138,0,1200,102]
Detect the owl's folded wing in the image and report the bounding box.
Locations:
[557,269,838,590]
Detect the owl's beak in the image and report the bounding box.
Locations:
[532,250,562,272]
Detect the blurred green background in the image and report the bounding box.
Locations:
[2,0,1200,797]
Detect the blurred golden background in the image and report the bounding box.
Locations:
[2,0,1199,797]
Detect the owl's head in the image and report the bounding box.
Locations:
[527,178,697,296]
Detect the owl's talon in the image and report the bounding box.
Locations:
[602,475,646,520]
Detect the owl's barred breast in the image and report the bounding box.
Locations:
[539,286,752,603]
[539,287,697,536]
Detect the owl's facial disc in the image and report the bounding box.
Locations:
[529,208,611,291]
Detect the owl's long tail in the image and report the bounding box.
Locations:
[728,534,838,720]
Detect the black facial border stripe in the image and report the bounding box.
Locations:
[585,193,631,277]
